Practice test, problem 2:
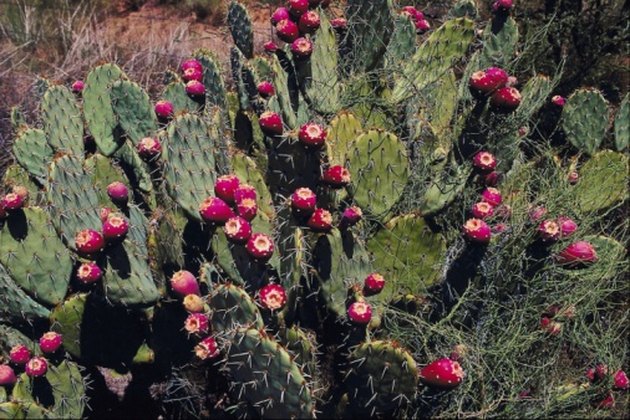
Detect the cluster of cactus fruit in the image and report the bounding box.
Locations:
[1,0,628,417]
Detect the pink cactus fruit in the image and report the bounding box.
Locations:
[182,67,203,83]
[0,364,17,386]
[463,218,492,244]
[270,7,290,25]
[471,202,495,219]
[557,216,578,238]
[340,206,363,228]
[322,165,351,188]
[347,301,372,324]
[298,122,327,149]
[259,284,287,310]
[76,261,103,284]
[185,80,205,97]
[9,344,31,365]
[1,192,24,211]
[245,233,275,261]
[613,369,629,390]
[472,151,497,172]
[556,241,598,266]
[75,229,105,255]
[291,37,313,59]
[154,100,174,119]
[275,19,300,43]
[257,81,275,99]
[538,220,561,242]
[71,80,85,93]
[307,208,333,232]
[288,0,309,17]
[106,181,129,205]
[551,95,566,107]
[259,111,284,136]
[194,336,220,360]
[291,187,317,214]
[363,273,386,294]
[419,357,465,389]
[481,187,502,206]
[298,10,321,34]
[237,198,258,222]
[263,41,278,53]
[39,332,63,353]
[25,357,48,377]
[490,87,522,112]
[199,197,235,225]
[180,58,202,73]
[184,313,209,335]
[102,213,129,241]
[223,216,253,244]
[492,0,514,12]
[330,18,347,31]
[137,137,162,159]
[170,270,200,297]
[214,174,241,204]
[183,294,205,313]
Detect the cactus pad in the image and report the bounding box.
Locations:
[614,93,629,151]
[41,85,84,156]
[209,283,263,331]
[0,264,50,322]
[562,88,609,155]
[11,128,53,181]
[227,1,254,59]
[110,80,158,146]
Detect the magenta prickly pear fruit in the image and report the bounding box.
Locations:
[234,184,257,202]
[469,67,509,97]
[137,137,162,160]
[298,122,327,149]
[245,233,275,261]
[1,192,24,211]
[184,313,209,335]
[347,301,372,324]
[236,198,258,221]
[558,216,578,238]
[259,283,287,310]
[330,18,347,31]
[223,216,252,244]
[322,165,351,188]
[75,229,105,255]
[291,187,317,214]
[257,81,275,99]
[483,171,502,187]
[340,206,363,228]
[185,80,205,97]
[463,218,492,244]
[76,261,102,284]
[556,241,598,266]
[401,6,420,19]
[419,358,465,389]
[299,10,320,34]
[538,220,560,242]
[170,270,200,297]
[263,41,278,53]
[154,100,174,119]
[195,336,220,360]
[182,67,203,82]
[595,363,609,380]
[99,207,112,223]
[492,0,513,12]
[528,205,547,222]
[471,202,495,219]
[613,369,629,390]
[481,187,502,206]
[106,181,129,205]
[199,197,235,225]
[181,58,202,73]
[214,174,241,204]
[596,392,615,409]
[307,208,333,232]
[0,365,17,386]
[288,0,309,17]
[102,213,129,241]
[472,151,497,172]
[39,332,63,353]
[271,7,290,25]
[259,111,284,136]
[25,357,48,378]
[183,294,205,313]
[415,19,431,33]
[490,87,522,112]
[275,19,300,43]
[9,344,30,365]
[567,171,579,185]
[71,80,84,93]
[291,37,313,59]
[551,95,566,107]
[363,273,385,294]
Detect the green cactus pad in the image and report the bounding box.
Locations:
[449,0,478,18]
[270,55,298,129]
[312,229,373,318]
[419,163,471,216]
[392,18,475,103]
[0,325,35,357]
[417,70,458,141]
[222,328,315,418]
[347,130,409,218]
[10,105,26,132]
[194,49,228,108]
[84,153,129,206]
[48,154,102,247]
[344,340,418,416]
[231,152,275,220]
[385,15,418,70]
[280,325,318,381]
[2,165,42,207]
[0,264,50,322]
[304,13,342,115]
[515,75,554,122]
[112,140,154,194]
[11,361,86,419]
[327,111,364,166]
[227,1,254,59]
[50,293,86,358]
[162,81,201,114]
[110,80,158,146]
[162,114,218,220]
[41,85,84,156]
[12,128,54,181]
[571,150,629,214]
[277,220,304,323]
[345,0,394,72]
[614,93,629,151]
[83,63,126,156]
[0,207,73,306]
[209,283,263,331]
[562,88,609,155]
[367,214,446,301]
[0,401,48,419]
[479,17,519,68]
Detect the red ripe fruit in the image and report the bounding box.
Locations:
[538,220,560,242]
[137,137,162,160]
[298,122,327,149]
[363,273,385,294]
[182,67,203,82]
[551,95,566,107]
[263,41,278,53]
[471,202,494,219]
[288,0,309,17]
[490,87,522,112]
[185,80,205,97]
[275,19,300,43]
[154,100,174,119]
[299,11,321,34]
[259,283,287,310]
[39,332,63,353]
[307,208,333,232]
[234,184,257,202]
[223,216,252,244]
[77,262,103,284]
[246,233,275,261]
[291,37,313,59]
[214,174,241,204]
[419,357,465,389]
[472,151,497,172]
[107,181,129,205]
[340,206,362,228]
[184,313,209,335]
[481,187,502,206]
[270,7,290,25]
[25,357,48,378]
[330,18,347,31]
[1,192,24,211]
[556,241,598,267]
[102,213,129,241]
[528,205,547,222]
[463,218,492,244]
[170,270,200,297]
[322,165,351,188]
[237,198,258,221]
[0,365,17,386]
[347,301,372,324]
[613,369,629,390]
[195,336,220,360]
[181,58,202,73]
[291,187,317,213]
[259,111,284,136]
[199,197,234,225]
[415,19,431,33]
[469,67,509,96]
[257,81,275,99]
[71,80,84,93]
[401,6,420,20]
[75,229,105,255]
[567,171,579,184]
[492,0,514,12]
[557,216,578,238]
[9,344,31,365]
